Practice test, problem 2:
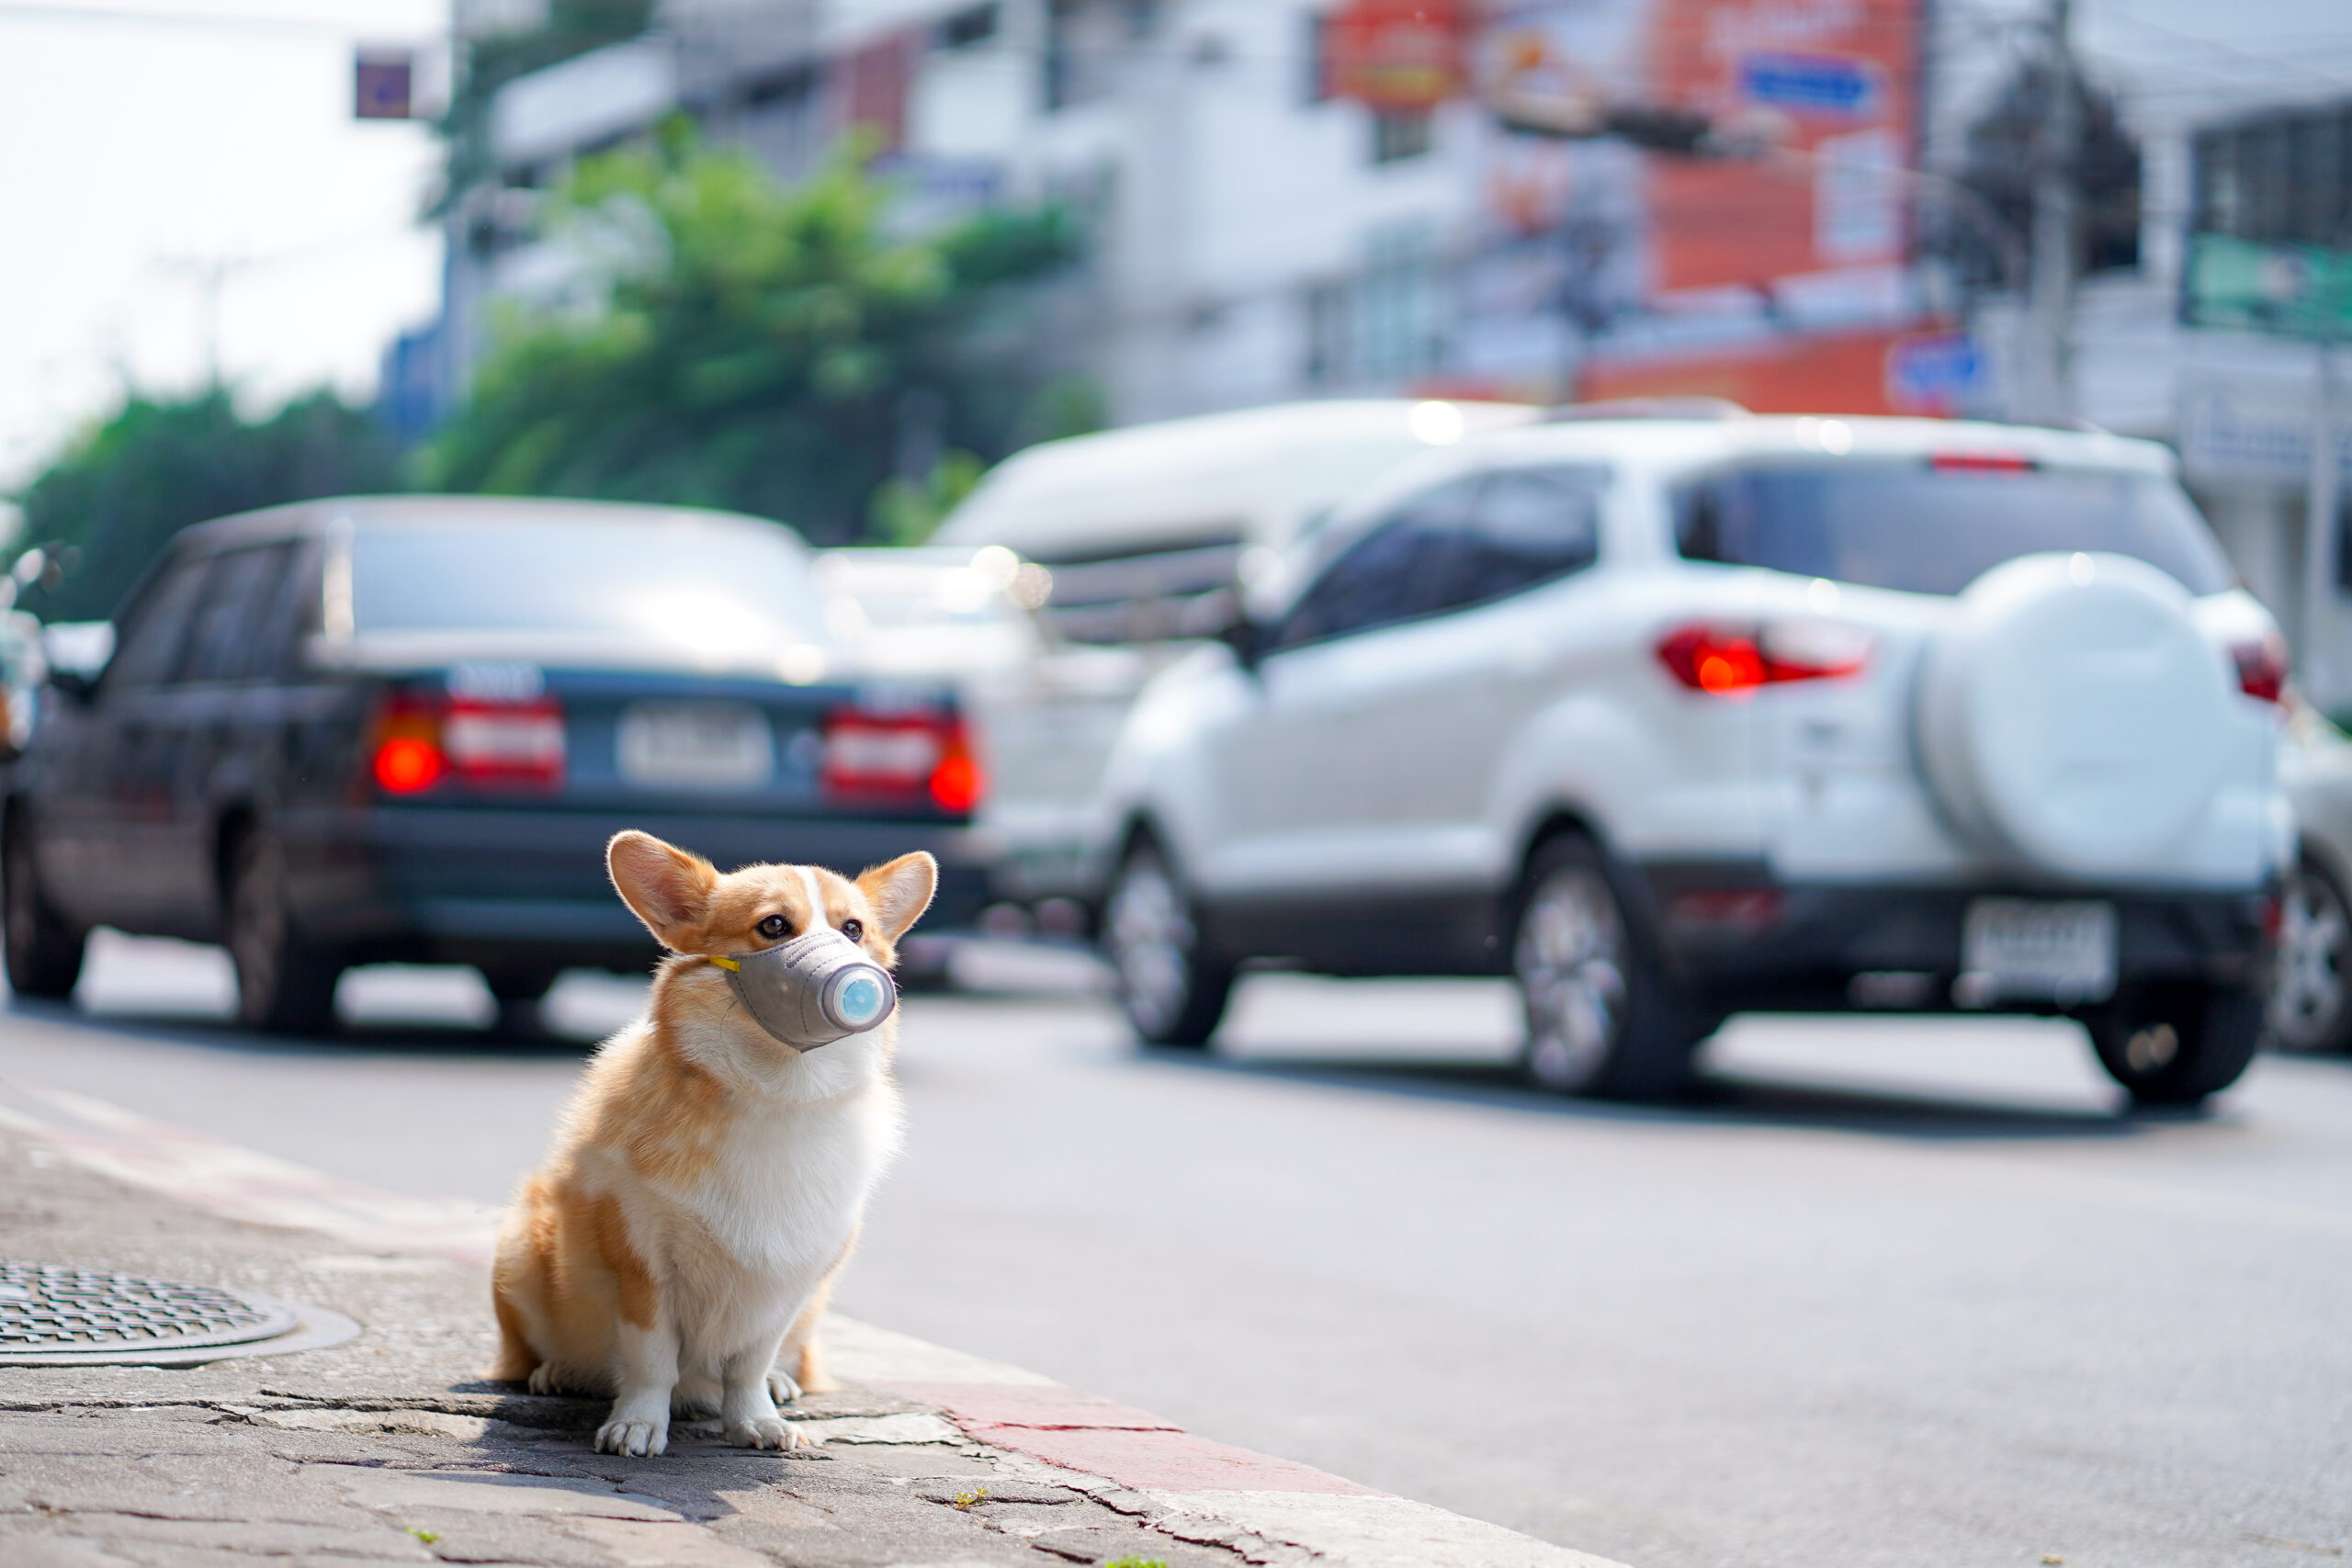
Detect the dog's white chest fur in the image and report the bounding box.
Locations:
[683,1087,899,1278]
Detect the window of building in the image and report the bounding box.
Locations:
[745,63,816,108]
[1372,108,1433,164]
[2195,101,2352,247]
[1046,0,1148,111]
[937,4,998,51]
[1302,9,1333,107]
[1304,279,1348,385]
[1355,223,1442,381]
[1302,225,1447,388]
[1045,0,1093,110]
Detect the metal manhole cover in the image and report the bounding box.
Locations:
[0,1261,300,1354]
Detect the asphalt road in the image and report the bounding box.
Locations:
[4,930,2348,1568]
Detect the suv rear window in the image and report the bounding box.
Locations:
[1673,463,2234,597]
[352,518,830,642]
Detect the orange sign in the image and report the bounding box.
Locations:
[1645,0,1918,293]
[1577,324,1960,416]
[1330,1,1467,111]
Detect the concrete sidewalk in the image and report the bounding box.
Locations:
[0,1091,1626,1568]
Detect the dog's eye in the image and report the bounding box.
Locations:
[840,919,864,943]
[756,914,789,941]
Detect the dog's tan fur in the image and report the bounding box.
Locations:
[490,829,933,1457]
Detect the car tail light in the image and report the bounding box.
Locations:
[368,692,566,795]
[371,697,446,794]
[821,707,984,814]
[2232,634,2289,704]
[1657,621,1871,695]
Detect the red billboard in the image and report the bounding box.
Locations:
[1462,0,1927,414]
[1330,1,1468,112]
[1645,0,1917,293]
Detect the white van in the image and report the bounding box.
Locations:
[933,399,1538,899]
[934,399,1538,643]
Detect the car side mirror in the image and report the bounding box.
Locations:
[48,669,96,705]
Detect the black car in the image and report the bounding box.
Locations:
[2,497,990,1032]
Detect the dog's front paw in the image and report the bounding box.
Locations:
[726,1414,808,1451]
[765,1369,803,1406]
[595,1416,669,1458]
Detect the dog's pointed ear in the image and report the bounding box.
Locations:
[608,831,718,951]
[856,852,937,942]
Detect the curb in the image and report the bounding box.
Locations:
[0,1072,1629,1568]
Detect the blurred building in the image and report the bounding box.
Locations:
[426,1,1945,413]
[411,0,2352,700]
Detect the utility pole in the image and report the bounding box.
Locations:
[2022,0,2078,425]
[2305,289,2345,701]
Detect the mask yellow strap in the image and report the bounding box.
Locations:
[708,956,741,972]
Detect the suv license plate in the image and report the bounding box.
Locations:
[1961,898,2119,1005]
[616,703,774,790]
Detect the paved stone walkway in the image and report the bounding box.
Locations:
[0,1108,1623,1568]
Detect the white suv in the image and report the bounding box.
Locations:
[1089,412,2290,1106]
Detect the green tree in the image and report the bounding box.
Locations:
[421,130,1091,542]
[11,389,401,621]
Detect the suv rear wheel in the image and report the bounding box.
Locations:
[2086,981,2262,1107]
[1513,836,1703,1100]
[1103,839,1233,1047]
[4,816,85,999]
[228,829,343,1035]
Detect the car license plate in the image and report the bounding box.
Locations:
[616,703,774,790]
[1961,898,2118,1004]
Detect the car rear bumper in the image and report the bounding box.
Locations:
[1633,858,2275,1011]
[282,806,992,967]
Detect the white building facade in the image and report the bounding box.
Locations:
[435,0,1500,430]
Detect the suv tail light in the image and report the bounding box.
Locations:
[369,691,566,795]
[1657,621,1871,694]
[821,707,983,814]
[2232,634,2289,704]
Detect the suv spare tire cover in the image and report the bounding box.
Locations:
[1917,551,2233,875]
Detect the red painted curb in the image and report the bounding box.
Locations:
[883,1380,1385,1497]
[973,1423,1385,1495]
[881,1382,1182,1431]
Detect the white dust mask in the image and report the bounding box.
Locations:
[712,926,896,1050]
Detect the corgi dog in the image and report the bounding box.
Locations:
[490,829,934,1457]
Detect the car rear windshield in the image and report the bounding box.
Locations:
[1672,462,2235,597]
[351,517,830,643]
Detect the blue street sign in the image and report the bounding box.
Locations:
[1739,52,1880,119]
